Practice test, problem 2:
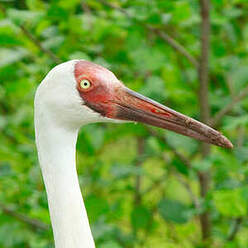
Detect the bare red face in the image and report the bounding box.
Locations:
[74,60,233,148]
[75,60,119,117]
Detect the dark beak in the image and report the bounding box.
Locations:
[110,87,233,148]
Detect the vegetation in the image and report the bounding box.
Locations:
[0,0,248,247]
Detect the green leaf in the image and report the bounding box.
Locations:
[0,33,22,46]
[0,48,28,67]
[47,5,68,21]
[85,195,109,222]
[158,198,190,224]
[213,188,247,217]
[223,115,248,130]
[234,146,248,163]
[130,46,167,72]
[172,158,189,175]
[42,36,64,49]
[7,9,44,25]
[140,76,167,102]
[192,158,212,172]
[161,13,172,24]
[91,219,114,240]
[110,164,143,180]
[131,205,151,230]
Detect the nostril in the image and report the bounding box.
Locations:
[152,109,160,113]
[151,108,171,117]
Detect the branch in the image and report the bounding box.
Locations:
[98,0,198,67]
[0,4,61,64]
[0,203,49,231]
[97,0,133,18]
[174,172,200,210]
[81,1,91,14]
[198,0,210,127]
[134,137,145,205]
[19,25,62,64]
[237,125,245,147]
[198,0,211,241]
[147,26,199,67]
[225,130,244,241]
[0,3,6,15]
[210,85,248,127]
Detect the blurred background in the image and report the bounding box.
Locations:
[0,0,248,247]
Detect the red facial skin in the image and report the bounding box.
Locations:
[75,60,118,117]
[74,60,233,148]
[74,60,171,119]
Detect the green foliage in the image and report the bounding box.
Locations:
[131,205,151,230]
[0,0,248,247]
[158,198,190,224]
[213,188,248,217]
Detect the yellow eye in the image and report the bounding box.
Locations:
[80,79,91,89]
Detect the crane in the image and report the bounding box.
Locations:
[34,60,232,248]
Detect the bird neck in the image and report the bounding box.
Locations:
[35,113,95,248]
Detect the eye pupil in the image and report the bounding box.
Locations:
[80,79,91,89]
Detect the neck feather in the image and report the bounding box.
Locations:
[35,110,95,248]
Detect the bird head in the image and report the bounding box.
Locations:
[35,60,232,148]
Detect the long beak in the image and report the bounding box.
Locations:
[110,87,233,148]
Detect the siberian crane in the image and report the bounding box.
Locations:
[34,60,232,248]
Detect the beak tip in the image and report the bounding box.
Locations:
[226,141,234,149]
[220,136,233,149]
